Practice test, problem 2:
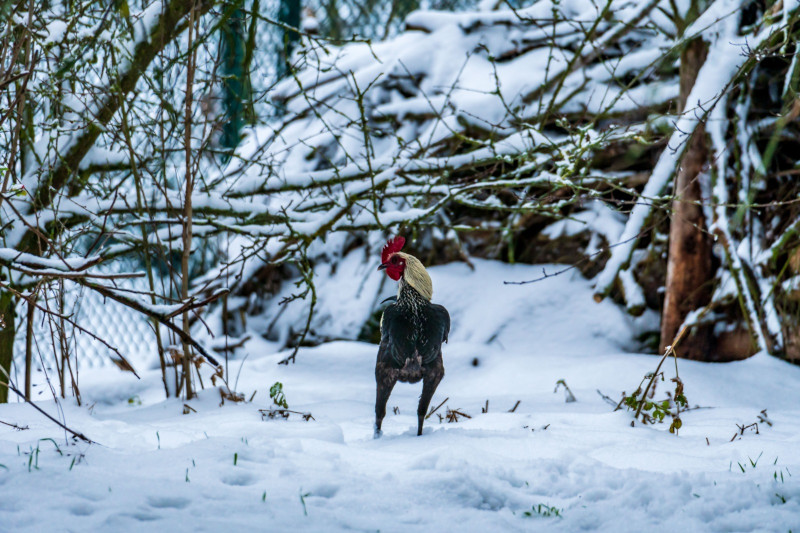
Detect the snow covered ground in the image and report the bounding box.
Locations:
[1,260,798,532]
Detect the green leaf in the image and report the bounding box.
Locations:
[117,0,130,18]
[269,382,289,409]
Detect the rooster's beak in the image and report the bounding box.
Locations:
[377,263,388,271]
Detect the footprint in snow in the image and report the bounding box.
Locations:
[308,483,338,498]
[69,503,94,516]
[221,471,256,487]
[146,495,191,509]
[126,511,160,522]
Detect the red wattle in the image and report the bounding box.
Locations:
[386,266,402,281]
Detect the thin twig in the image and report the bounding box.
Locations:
[0,419,29,430]
[3,380,95,444]
[425,397,449,420]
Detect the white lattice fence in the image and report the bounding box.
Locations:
[12,272,157,378]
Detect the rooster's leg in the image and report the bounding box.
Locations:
[375,364,397,438]
[417,360,444,436]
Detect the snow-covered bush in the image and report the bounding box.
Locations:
[215,0,800,363]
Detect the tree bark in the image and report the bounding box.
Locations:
[181,1,198,401]
[25,294,34,399]
[0,291,16,403]
[659,38,714,359]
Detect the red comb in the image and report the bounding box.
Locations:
[381,236,405,264]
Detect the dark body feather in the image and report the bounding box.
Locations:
[374,282,449,437]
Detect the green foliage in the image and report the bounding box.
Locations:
[26,445,39,472]
[622,375,688,433]
[766,454,792,506]
[23,438,62,472]
[299,490,310,516]
[733,452,763,473]
[270,382,288,409]
[116,0,130,19]
[522,503,563,518]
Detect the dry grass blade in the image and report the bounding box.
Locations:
[446,408,471,423]
[219,388,245,404]
[425,396,448,420]
[110,357,137,373]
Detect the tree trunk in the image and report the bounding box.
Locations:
[219,4,251,153]
[659,38,714,359]
[277,0,301,80]
[0,291,16,403]
[25,296,34,399]
[182,2,198,401]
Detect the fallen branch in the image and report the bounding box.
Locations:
[0,419,29,431]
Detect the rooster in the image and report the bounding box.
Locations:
[374,236,450,437]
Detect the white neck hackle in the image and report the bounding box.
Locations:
[395,252,433,301]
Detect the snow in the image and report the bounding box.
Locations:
[78,147,129,170]
[2,260,799,531]
[0,248,100,272]
[541,200,624,244]
[44,21,68,46]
